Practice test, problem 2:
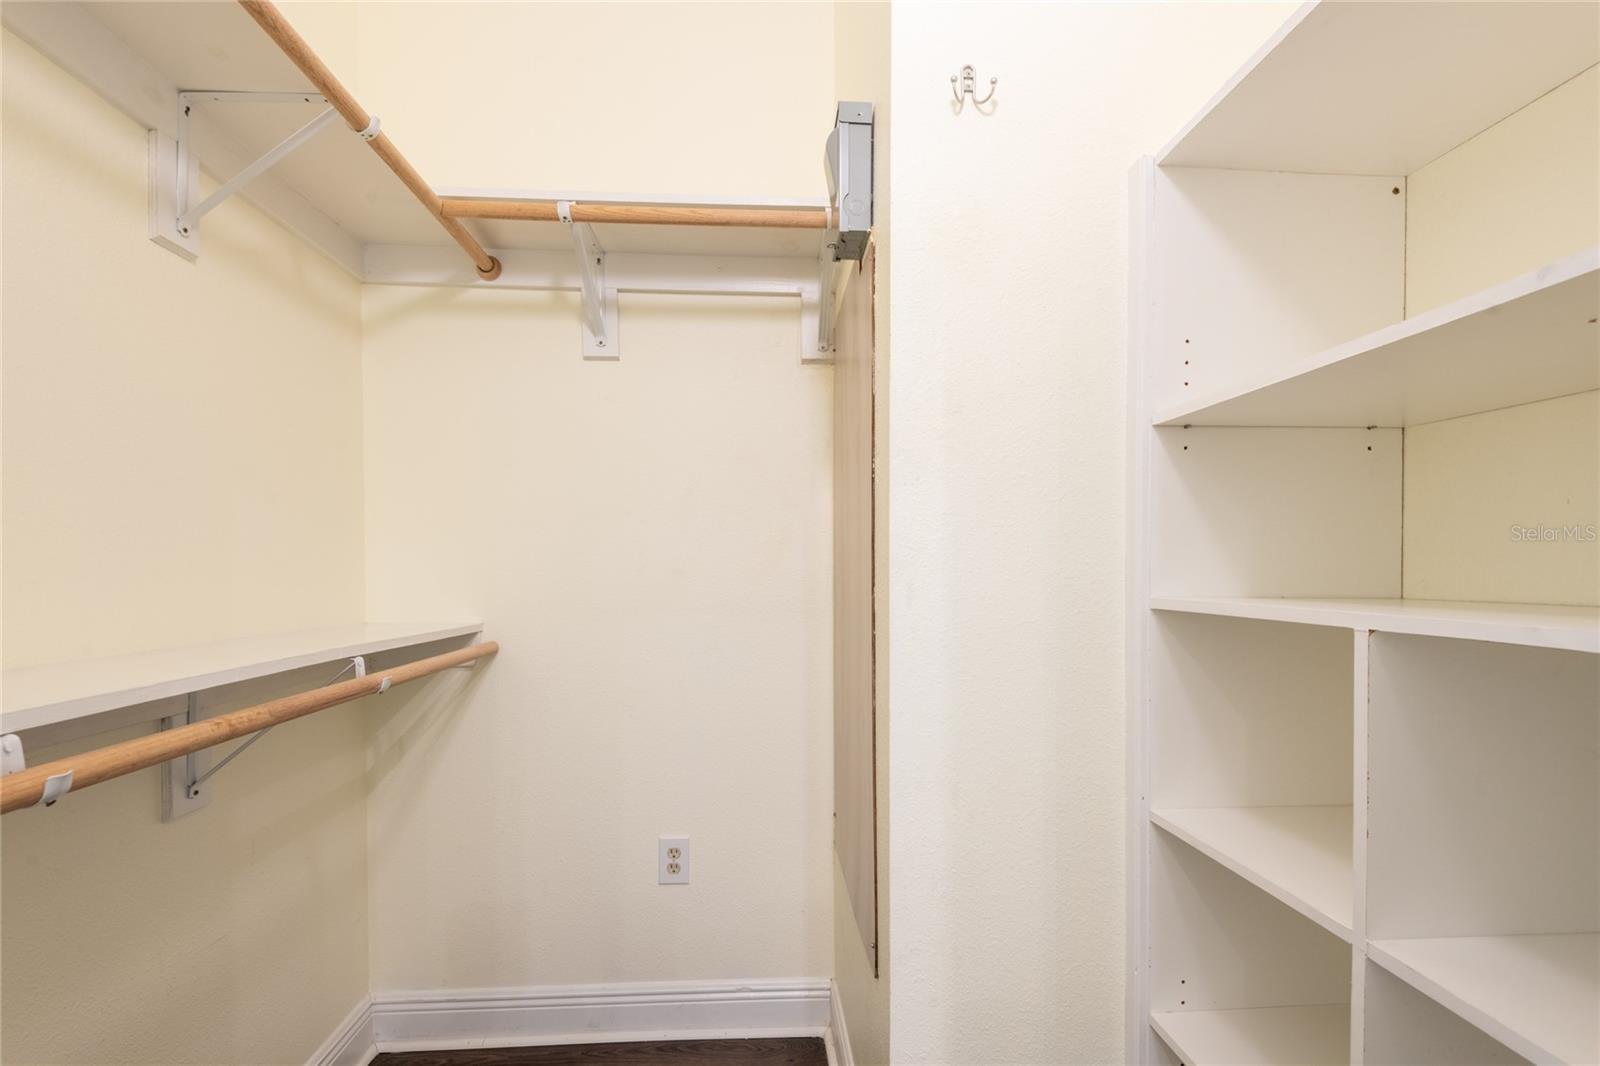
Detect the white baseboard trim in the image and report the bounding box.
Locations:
[826,979,854,1066]
[369,978,831,1052]
[307,996,376,1066]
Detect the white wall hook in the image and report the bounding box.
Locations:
[358,115,381,142]
[950,64,997,110]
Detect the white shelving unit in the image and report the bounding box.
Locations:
[1130,4,1600,1064]
[2,622,482,738]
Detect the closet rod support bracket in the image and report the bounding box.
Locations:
[151,90,338,259]
[158,655,369,821]
[559,201,620,359]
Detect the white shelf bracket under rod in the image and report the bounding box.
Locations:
[558,200,620,359]
[158,654,376,821]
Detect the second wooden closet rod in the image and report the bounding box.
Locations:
[0,642,499,814]
[236,0,504,280]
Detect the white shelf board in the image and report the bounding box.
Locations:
[1152,806,1353,941]
[61,2,823,261]
[1158,1,1600,174]
[1369,934,1599,1066]
[1156,248,1600,428]
[1151,597,1600,655]
[1151,1004,1350,1066]
[1,622,483,734]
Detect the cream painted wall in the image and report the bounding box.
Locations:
[1403,391,1599,606]
[1,27,369,1065]
[831,4,890,1065]
[353,2,835,198]
[1405,66,1598,316]
[883,5,1296,1063]
[360,288,833,989]
[1402,63,1599,607]
[353,0,839,996]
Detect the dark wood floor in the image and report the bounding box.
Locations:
[371,1037,829,1066]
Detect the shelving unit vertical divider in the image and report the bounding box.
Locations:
[1350,627,1371,1065]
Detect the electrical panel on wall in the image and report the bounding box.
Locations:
[818,101,875,355]
[825,102,874,262]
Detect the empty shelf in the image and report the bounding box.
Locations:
[1,622,483,733]
[1152,806,1353,941]
[1151,1004,1350,1066]
[1150,598,1600,655]
[1158,1,1599,174]
[1368,934,1599,1066]
[1155,248,1599,428]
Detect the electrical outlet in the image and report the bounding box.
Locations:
[658,836,690,884]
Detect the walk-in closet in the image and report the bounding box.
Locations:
[1,3,1594,1065]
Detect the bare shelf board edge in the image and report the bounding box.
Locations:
[1152,806,1354,941]
[1149,597,1600,654]
[1150,1004,1351,1066]
[1,622,485,733]
[1154,247,1599,428]
[1156,1,1599,174]
[1367,934,1600,1066]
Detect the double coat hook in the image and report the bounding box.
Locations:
[951,65,997,110]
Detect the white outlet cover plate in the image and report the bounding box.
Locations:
[658,835,690,884]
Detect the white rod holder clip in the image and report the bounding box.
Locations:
[1,734,24,776]
[38,771,73,808]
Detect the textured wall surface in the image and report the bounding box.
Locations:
[360,288,834,990]
[0,27,370,1064]
[884,5,1296,1062]
[353,2,836,198]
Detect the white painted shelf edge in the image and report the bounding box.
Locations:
[1154,246,1600,428]
[1152,806,1354,941]
[1155,1,1598,174]
[1150,1004,1351,1066]
[1149,597,1600,654]
[1,622,484,733]
[1368,933,1600,1066]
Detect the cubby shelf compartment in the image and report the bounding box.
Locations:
[1158,1,1599,174]
[1150,1004,1349,1066]
[1155,247,1599,429]
[1368,934,1600,1066]
[1151,806,1352,941]
[0,622,483,734]
[1150,597,1600,655]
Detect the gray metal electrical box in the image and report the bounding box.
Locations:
[825,101,874,261]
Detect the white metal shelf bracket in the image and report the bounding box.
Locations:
[158,655,368,822]
[151,91,343,261]
[558,200,620,358]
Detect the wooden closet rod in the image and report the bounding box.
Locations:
[0,642,498,814]
[441,199,830,230]
[236,0,503,280]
